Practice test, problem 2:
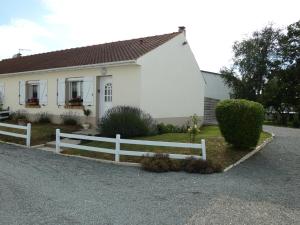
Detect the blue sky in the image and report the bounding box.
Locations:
[0,0,299,72]
[0,0,47,24]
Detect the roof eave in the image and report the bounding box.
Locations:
[0,59,138,77]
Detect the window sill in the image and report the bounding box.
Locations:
[25,104,41,108]
[64,105,84,109]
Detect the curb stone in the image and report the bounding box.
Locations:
[223,132,275,172]
[58,152,141,167]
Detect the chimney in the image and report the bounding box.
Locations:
[178,26,186,36]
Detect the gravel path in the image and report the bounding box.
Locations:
[0,126,299,225]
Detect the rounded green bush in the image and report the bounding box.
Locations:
[216,99,264,148]
[99,106,157,138]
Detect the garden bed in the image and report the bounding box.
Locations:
[61,126,272,169]
[0,122,81,146]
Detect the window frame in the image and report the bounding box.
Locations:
[66,77,84,107]
[26,80,40,107]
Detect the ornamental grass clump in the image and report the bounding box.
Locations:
[216,99,264,149]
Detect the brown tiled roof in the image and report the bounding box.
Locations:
[0,32,180,75]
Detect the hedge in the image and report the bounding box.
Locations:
[216,99,264,148]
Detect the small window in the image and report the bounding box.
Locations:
[66,78,83,106]
[104,83,112,102]
[26,81,40,106]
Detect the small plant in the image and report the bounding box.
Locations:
[183,157,222,174]
[156,123,186,134]
[141,154,222,174]
[99,106,157,138]
[10,110,28,122]
[37,112,51,124]
[82,108,92,129]
[141,154,171,172]
[60,112,79,126]
[83,108,91,118]
[168,159,183,171]
[187,114,201,143]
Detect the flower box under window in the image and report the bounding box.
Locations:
[68,97,83,106]
[26,98,40,108]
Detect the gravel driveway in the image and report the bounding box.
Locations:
[0,126,299,225]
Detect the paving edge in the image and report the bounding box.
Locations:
[223,132,275,172]
[0,140,27,148]
[58,152,141,167]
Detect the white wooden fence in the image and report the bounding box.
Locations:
[0,110,10,120]
[0,123,31,147]
[55,129,206,161]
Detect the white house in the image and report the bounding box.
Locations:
[0,27,205,126]
[202,70,231,124]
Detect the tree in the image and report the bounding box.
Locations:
[221,20,300,124]
[221,25,281,102]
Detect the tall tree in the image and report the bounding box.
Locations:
[221,25,281,102]
[221,20,300,124]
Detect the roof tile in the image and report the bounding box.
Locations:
[0,32,180,74]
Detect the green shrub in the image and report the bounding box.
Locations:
[37,112,51,124]
[216,99,264,148]
[157,123,186,134]
[60,112,79,126]
[99,106,157,138]
[183,157,222,174]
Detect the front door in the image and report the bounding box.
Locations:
[99,76,113,118]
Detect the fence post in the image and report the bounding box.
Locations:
[26,123,31,147]
[56,129,61,153]
[115,134,121,162]
[201,139,206,160]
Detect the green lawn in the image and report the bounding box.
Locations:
[0,122,81,146]
[62,126,272,169]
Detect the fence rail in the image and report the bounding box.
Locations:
[0,110,10,120]
[0,122,31,147]
[56,129,206,162]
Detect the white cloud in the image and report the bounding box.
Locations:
[0,19,51,60]
[1,0,300,72]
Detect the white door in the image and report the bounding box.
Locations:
[99,76,113,118]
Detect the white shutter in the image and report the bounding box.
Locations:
[19,80,25,105]
[39,80,48,105]
[83,76,94,106]
[57,78,66,106]
[0,83,5,105]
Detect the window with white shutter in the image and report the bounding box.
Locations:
[57,78,66,106]
[83,76,94,106]
[39,80,48,106]
[26,80,40,106]
[19,81,26,105]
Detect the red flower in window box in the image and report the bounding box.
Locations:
[27,98,39,106]
[68,97,83,106]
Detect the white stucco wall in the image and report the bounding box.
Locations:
[0,64,141,123]
[137,33,205,122]
[0,33,205,126]
[202,70,230,100]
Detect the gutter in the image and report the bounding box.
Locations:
[0,60,138,77]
